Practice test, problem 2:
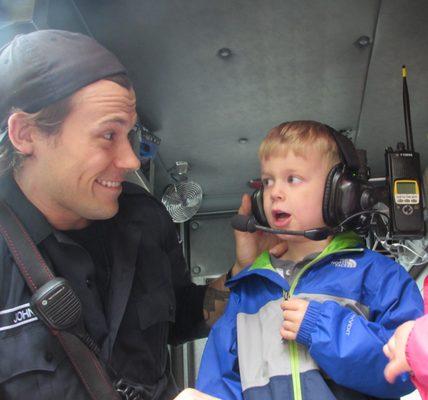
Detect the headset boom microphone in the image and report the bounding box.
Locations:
[231,214,339,241]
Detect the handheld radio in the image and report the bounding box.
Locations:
[385,66,425,238]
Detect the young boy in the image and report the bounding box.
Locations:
[196,121,423,400]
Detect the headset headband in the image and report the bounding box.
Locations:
[323,124,360,172]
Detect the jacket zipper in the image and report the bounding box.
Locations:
[285,248,362,400]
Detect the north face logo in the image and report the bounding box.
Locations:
[331,259,357,269]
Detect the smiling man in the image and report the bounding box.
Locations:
[11,79,140,229]
[0,29,261,400]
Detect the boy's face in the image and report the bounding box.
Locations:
[261,149,332,242]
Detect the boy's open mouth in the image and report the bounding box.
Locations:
[272,210,291,224]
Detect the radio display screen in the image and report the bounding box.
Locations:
[396,181,417,194]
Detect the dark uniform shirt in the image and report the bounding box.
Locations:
[0,173,207,400]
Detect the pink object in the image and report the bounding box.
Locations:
[406,276,428,399]
[424,275,428,314]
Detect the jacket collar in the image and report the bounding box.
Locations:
[228,232,364,287]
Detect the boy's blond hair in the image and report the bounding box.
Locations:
[258,120,341,169]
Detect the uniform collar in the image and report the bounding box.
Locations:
[0,175,147,244]
[0,172,53,245]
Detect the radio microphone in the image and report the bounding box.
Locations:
[231,214,338,241]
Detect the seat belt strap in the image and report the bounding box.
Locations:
[0,200,120,400]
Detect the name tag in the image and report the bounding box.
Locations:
[0,303,38,331]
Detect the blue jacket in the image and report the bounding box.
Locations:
[196,233,424,400]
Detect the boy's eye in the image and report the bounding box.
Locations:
[287,176,302,184]
[262,178,273,187]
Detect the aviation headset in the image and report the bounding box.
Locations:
[251,123,376,232]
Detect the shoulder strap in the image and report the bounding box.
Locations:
[0,200,120,400]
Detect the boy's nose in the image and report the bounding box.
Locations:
[270,184,286,200]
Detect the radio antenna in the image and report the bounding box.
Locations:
[402,65,414,152]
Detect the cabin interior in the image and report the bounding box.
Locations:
[1,1,427,398]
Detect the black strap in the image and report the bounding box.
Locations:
[0,201,120,400]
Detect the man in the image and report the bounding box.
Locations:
[0,30,284,399]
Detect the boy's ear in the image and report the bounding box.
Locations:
[7,112,38,155]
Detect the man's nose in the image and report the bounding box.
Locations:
[114,139,141,171]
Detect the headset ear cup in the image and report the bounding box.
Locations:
[324,163,372,230]
[251,188,269,227]
[323,165,341,227]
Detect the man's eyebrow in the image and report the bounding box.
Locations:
[99,117,129,126]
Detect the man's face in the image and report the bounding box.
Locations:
[261,149,332,243]
[23,79,140,228]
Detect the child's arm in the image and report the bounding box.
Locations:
[384,275,428,397]
[405,314,428,395]
[196,292,243,400]
[174,388,221,399]
[383,320,414,383]
[292,261,423,398]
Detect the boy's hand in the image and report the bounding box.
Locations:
[174,388,220,399]
[383,320,414,383]
[280,298,309,340]
[233,194,288,275]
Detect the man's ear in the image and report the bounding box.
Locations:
[7,113,37,155]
